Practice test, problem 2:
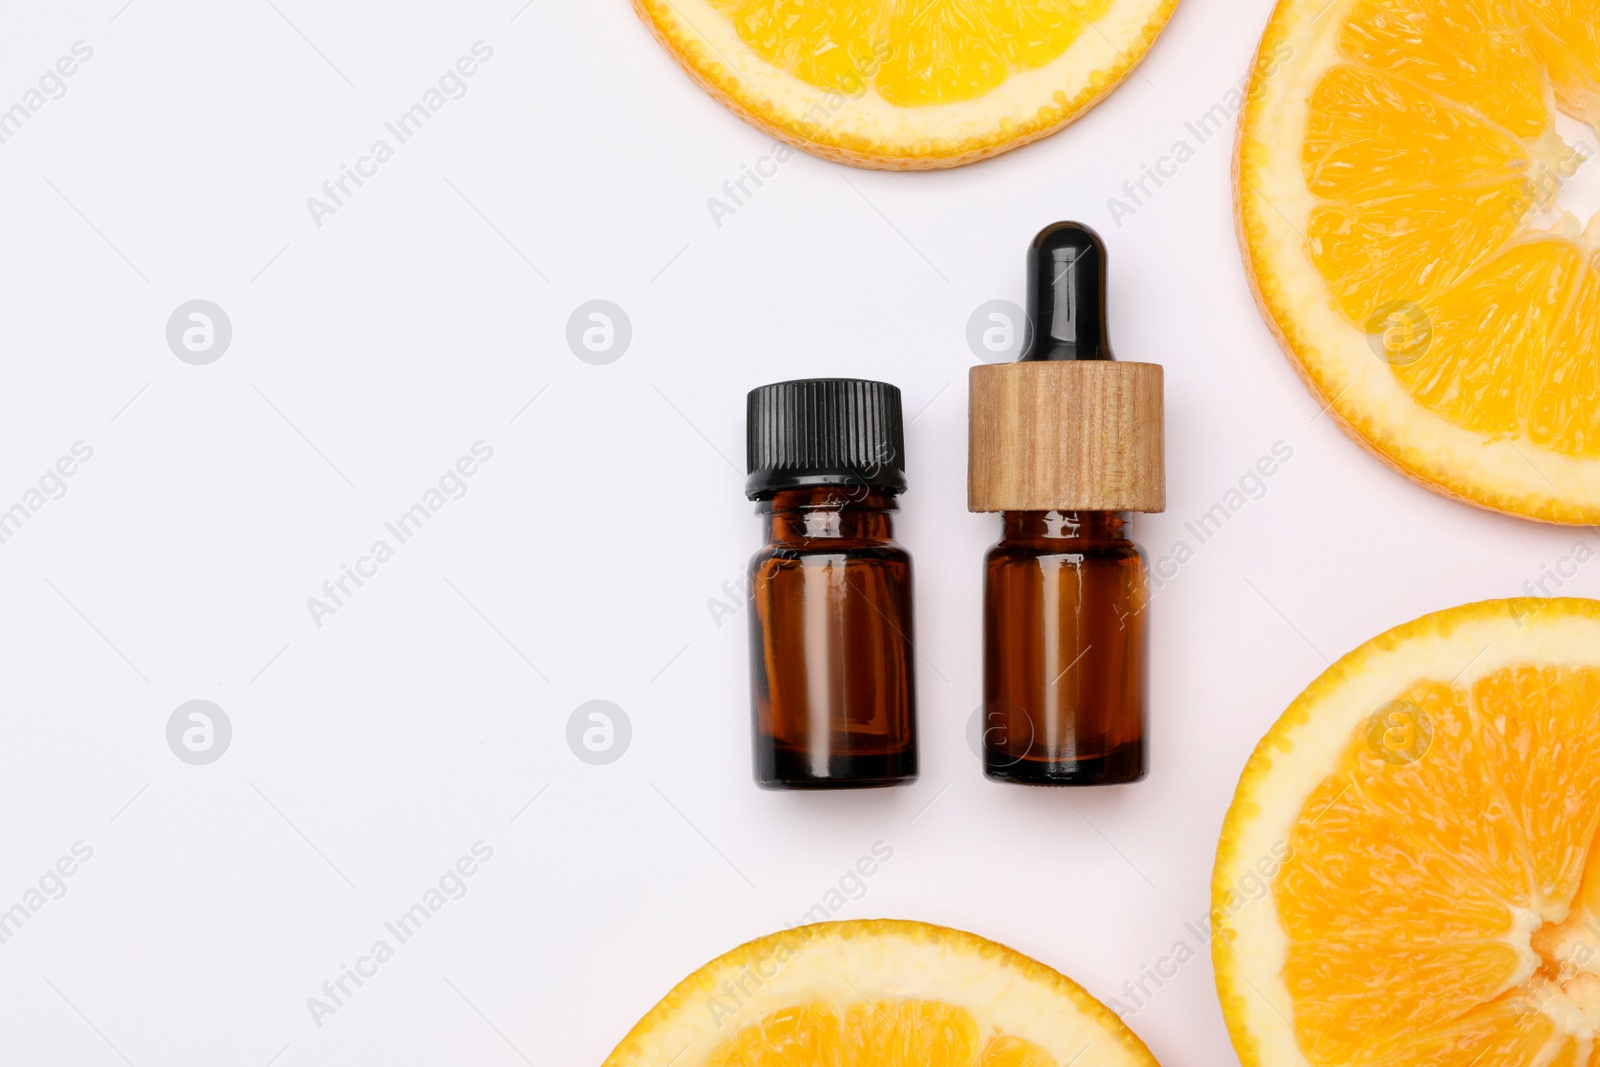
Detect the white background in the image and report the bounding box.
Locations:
[2,1,1598,1064]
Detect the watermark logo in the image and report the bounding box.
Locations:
[0,41,93,147]
[967,704,1032,768]
[567,700,631,765]
[566,300,631,365]
[307,442,495,629]
[1364,300,1432,366]
[1107,42,1294,228]
[167,700,232,765]
[1364,699,1431,766]
[707,141,798,228]
[307,841,494,1028]
[0,841,94,947]
[1148,441,1295,592]
[305,41,495,229]
[966,705,986,759]
[707,841,895,1028]
[1524,539,1597,597]
[966,299,1029,363]
[1510,139,1594,214]
[1111,838,1293,1019]
[166,300,232,365]
[0,440,93,548]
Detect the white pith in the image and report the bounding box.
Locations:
[640,0,1174,157]
[607,924,1156,1067]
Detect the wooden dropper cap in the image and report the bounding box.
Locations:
[968,223,1166,514]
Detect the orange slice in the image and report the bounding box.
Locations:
[1213,597,1600,1066]
[604,919,1161,1067]
[631,0,1178,169]
[1239,0,1600,523]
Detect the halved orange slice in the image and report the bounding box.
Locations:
[1214,598,1600,1066]
[605,919,1161,1067]
[632,0,1179,169]
[1239,0,1600,523]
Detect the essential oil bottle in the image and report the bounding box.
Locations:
[745,378,918,789]
[968,223,1166,785]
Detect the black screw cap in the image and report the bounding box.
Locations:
[745,378,907,500]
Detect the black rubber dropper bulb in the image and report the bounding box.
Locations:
[1020,221,1113,363]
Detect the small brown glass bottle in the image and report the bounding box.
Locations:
[745,379,918,789]
[969,223,1165,785]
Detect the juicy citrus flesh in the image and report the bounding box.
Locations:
[633,0,1176,168]
[707,1000,1057,1067]
[603,920,1160,1067]
[1305,0,1600,458]
[1240,0,1600,521]
[1213,599,1600,1067]
[710,0,1114,107]
[1281,666,1600,1064]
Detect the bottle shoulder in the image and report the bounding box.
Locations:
[985,537,1145,565]
[754,540,910,564]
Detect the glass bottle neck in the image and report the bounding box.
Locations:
[758,486,898,545]
[1001,510,1130,542]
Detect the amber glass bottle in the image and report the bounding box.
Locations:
[969,223,1165,785]
[983,510,1149,783]
[745,379,917,789]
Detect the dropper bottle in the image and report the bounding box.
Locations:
[968,222,1165,785]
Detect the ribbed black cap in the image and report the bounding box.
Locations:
[745,379,907,499]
